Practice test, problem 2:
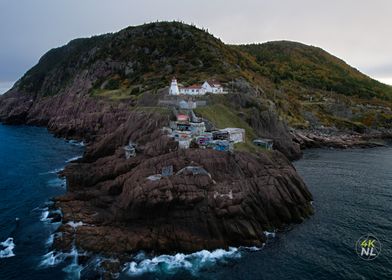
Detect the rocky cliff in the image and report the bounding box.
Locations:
[52,112,312,257]
[2,20,391,274]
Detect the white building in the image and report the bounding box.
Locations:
[202,80,224,94]
[169,78,180,95]
[169,78,225,95]
[220,128,245,143]
[179,85,206,95]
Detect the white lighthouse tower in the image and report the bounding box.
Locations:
[169,77,180,95]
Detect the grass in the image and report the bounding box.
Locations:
[131,106,172,116]
[90,88,137,101]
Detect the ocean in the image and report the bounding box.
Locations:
[0,124,391,279]
[0,124,84,279]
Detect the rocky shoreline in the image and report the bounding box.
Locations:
[292,128,391,150]
[1,87,391,277]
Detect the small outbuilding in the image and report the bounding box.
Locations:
[209,140,232,152]
[190,122,206,136]
[220,128,245,143]
[253,139,274,150]
[212,130,229,141]
[124,141,137,159]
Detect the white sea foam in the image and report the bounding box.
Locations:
[240,245,264,251]
[40,168,65,175]
[66,156,83,163]
[46,234,54,247]
[263,230,276,238]
[47,177,66,188]
[40,209,50,222]
[62,247,84,280]
[0,237,15,258]
[67,221,85,229]
[123,247,242,276]
[40,251,66,267]
[67,140,85,147]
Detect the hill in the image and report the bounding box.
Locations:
[239,41,392,100]
[2,21,392,136]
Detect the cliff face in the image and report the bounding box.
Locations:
[0,27,319,280]
[53,112,312,256]
[0,82,313,256]
[0,88,132,141]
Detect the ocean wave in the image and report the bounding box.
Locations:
[0,237,16,258]
[47,177,66,188]
[67,140,85,147]
[40,208,63,224]
[66,156,83,163]
[40,250,67,267]
[263,230,276,238]
[40,246,88,280]
[123,247,246,276]
[40,209,50,222]
[67,221,85,229]
[38,244,263,278]
[39,167,65,175]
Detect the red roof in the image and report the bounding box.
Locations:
[177,114,189,121]
[180,84,203,90]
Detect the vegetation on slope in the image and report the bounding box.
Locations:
[13,21,392,130]
[239,41,392,100]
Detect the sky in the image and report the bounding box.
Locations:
[0,0,392,93]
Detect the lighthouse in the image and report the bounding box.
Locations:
[169,77,180,95]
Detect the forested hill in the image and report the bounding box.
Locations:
[4,21,392,130]
[239,41,392,100]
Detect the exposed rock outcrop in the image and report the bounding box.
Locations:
[0,87,313,257]
[292,129,390,149]
[55,148,312,255]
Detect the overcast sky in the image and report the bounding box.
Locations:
[1,0,391,90]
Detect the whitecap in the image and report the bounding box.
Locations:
[67,140,85,147]
[123,247,241,276]
[66,156,83,163]
[240,245,264,251]
[40,209,50,222]
[40,168,65,175]
[0,237,15,258]
[40,251,66,267]
[47,177,66,188]
[263,230,276,238]
[67,221,85,229]
[62,247,84,280]
[46,234,54,247]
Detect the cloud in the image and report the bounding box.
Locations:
[0,0,391,82]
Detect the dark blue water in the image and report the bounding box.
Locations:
[121,148,392,279]
[0,124,84,279]
[199,147,392,280]
[1,124,391,280]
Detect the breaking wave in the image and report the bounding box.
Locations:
[40,209,50,222]
[67,140,85,147]
[66,155,83,163]
[47,177,66,188]
[39,167,64,175]
[0,237,15,258]
[122,246,263,276]
[67,221,85,229]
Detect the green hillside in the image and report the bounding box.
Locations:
[13,22,392,130]
[239,41,392,100]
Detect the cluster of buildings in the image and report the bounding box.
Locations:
[166,113,245,151]
[169,78,227,95]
